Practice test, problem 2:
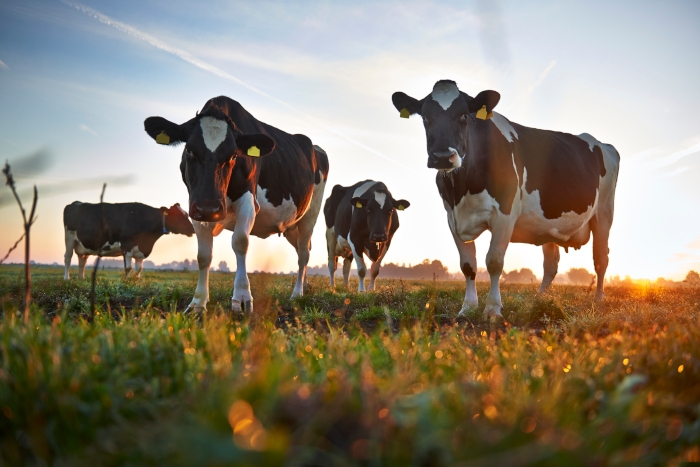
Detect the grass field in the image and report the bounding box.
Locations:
[1,265,699,466]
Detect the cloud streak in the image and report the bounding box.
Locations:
[528,60,557,93]
[0,59,9,71]
[79,123,98,136]
[59,0,414,171]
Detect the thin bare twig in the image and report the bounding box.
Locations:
[0,233,25,265]
[90,183,107,321]
[3,161,38,324]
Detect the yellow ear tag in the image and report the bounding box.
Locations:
[355,202,363,208]
[156,131,170,145]
[476,105,488,120]
[400,108,410,119]
[164,212,169,216]
[247,146,260,157]
[397,205,405,211]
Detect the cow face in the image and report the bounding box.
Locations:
[351,191,409,244]
[392,80,500,171]
[144,111,275,222]
[162,203,196,236]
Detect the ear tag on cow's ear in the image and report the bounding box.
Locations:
[400,108,410,119]
[247,146,261,157]
[476,106,488,120]
[164,211,169,216]
[397,204,405,211]
[355,201,363,208]
[156,131,170,145]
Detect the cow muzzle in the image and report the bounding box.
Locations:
[370,233,388,243]
[190,202,226,222]
[428,149,460,170]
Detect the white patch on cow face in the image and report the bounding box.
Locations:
[374,191,386,209]
[490,112,518,143]
[431,81,460,110]
[200,116,228,152]
[352,180,377,200]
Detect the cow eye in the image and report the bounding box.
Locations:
[185,148,195,160]
[422,116,430,125]
[460,114,469,124]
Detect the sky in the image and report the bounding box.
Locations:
[0,0,699,281]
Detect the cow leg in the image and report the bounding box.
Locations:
[452,230,478,316]
[291,175,326,297]
[283,225,309,296]
[231,194,256,312]
[538,242,560,293]
[187,221,214,313]
[342,256,352,288]
[134,258,144,278]
[78,255,88,279]
[123,252,133,277]
[326,228,338,288]
[483,220,515,319]
[64,228,76,280]
[368,261,381,291]
[590,215,611,301]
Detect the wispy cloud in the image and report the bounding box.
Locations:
[0,59,9,71]
[79,123,98,136]
[60,0,415,171]
[528,60,557,93]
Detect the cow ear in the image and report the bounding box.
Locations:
[468,90,500,120]
[351,197,364,209]
[392,92,423,118]
[236,133,275,158]
[144,117,192,146]
[393,199,410,211]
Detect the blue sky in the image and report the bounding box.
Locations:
[1,0,699,280]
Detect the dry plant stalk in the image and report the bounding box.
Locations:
[2,162,38,324]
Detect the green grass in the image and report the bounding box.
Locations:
[1,265,699,465]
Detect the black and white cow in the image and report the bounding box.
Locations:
[392,80,619,318]
[63,202,194,279]
[324,180,409,291]
[144,96,329,313]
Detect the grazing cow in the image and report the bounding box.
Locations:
[144,96,329,313]
[392,80,619,318]
[63,202,195,279]
[324,180,410,291]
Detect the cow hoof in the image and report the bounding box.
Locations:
[184,305,205,315]
[232,299,254,314]
[483,305,503,321]
[595,292,605,301]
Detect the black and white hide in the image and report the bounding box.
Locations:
[63,202,194,279]
[144,96,329,313]
[323,180,409,291]
[392,80,619,318]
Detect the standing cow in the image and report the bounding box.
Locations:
[324,180,409,291]
[392,80,619,318]
[144,96,329,313]
[64,202,195,279]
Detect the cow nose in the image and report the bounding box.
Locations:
[190,203,225,222]
[429,149,457,168]
[370,233,387,242]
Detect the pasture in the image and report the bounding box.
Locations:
[1,265,699,465]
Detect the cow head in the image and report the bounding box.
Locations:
[161,203,196,236]
[351,190,409,245]
[392,80,500,171]
[144,108,275,222]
